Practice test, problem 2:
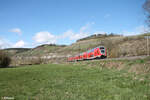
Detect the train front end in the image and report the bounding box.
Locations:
[99,46,107,59]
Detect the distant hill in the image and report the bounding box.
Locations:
[3,48,31,56]
[5,33,150,65]
[77,33,121,42]
[14,44,67,57]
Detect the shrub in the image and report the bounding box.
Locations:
[0,50,11,68]
[145,56,150,61]
[109,48,120,58]
[30,56,42,65]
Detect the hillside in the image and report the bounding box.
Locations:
[5,33,150,65]
[15,44,66,57]
[57,33,150,58]
[3,48,31,56]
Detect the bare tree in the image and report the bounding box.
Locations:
[143,0,150,26]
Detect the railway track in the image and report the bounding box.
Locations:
[74,55,148,62]
[95,55,148,61]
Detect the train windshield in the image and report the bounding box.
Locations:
[99,47,105,54]
[101,49,105,54]
[99,47,104,49]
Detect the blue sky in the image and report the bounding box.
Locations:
[0,0,148,48]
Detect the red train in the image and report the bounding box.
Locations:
[68,46,107,61]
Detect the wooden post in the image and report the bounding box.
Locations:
[148,36,149,56]
[145,36,150,56]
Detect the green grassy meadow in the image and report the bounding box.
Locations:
[0,64,150,100]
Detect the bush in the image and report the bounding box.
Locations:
[0,50,11,68]
[30,57,42,65]
[145,56,150,61]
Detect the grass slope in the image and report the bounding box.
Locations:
[0,64,150,100]
[3,48,31,56]
[15,45,66,57]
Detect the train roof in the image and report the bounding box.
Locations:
[87,46,105,52]
[96,46,105,48]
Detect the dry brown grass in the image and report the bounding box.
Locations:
[129,64,150,74]
[75,56,150,75]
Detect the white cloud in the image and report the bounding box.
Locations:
[120,31,135,36]
[32,22,94,45]
[135,25,150,33]
[60,29,89,41]
[70,32,89,40]
[104,14,111,18]
[80,22,94,33]
[61,23,94,41]
[60,30,74,39]
[93,31,106,35]
[13,40,25,48]
[0,37,11,49]
[10,28,22,35]
[33,31,56,44]
[0,38,27,48]
[121,25,150,36]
